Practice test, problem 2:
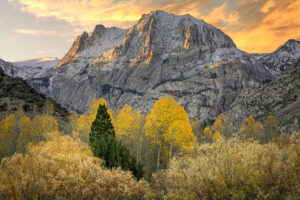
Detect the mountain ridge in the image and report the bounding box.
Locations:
[1,10,299,131]
[38,10,273,118]
[0,67,68,121]
[252,39,300,76]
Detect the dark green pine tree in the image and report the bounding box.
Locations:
[89,104,144,180]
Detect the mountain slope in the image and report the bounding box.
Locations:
[0,66,68,120]
[3,10,298,131]
[253,39,300,76]
[225,58,300,132]
[0,58,16,76]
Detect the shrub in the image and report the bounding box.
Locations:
[0,135,148,200]
[149,136,300,200]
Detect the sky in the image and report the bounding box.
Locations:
[1,0,300,62]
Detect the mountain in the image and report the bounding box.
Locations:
[0,58,16,76]
[226,58,300,132]
[3,10,298,131]
[31,10,273,120]
[0,57,59,80]
[0,64,68,120]
[12,57,59,80]
[253,39,300,76]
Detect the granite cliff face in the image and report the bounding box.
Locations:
[57,25,128,68]
[37,11,273,120]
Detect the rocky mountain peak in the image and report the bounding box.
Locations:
[56,31,90,67]
[254,39,300,76]
[96,10,244,70]
[91,24,106,37]
[56,25,128,68]
[284,39,300,47]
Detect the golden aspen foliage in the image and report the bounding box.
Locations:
[239,116,262,140]
[0,135,148,200]
[164,120,195,152]
[212,130,221,142]
[0,109,59,158]
[114,104,146,161]
[201,126,213,143]
[144,96,195,148]
[211,114,232,138]
[114,104,142,136]
[144,96,195,170]
[16,115,34,153]
[200,114,232,144]
[32,114,59,141]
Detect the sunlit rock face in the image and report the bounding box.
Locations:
[26,10,275,122]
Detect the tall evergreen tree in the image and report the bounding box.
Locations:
[89,104,144,179]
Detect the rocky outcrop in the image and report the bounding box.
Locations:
[56,25,128,68]
[0,59,17,76]
[225,58,300,132]
[253,39,300,76]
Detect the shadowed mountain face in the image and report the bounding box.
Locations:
[1,10,299,131]
[0,67,68,120]
[225,58,300,132]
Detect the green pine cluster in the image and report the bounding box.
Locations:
[89,104,144,180]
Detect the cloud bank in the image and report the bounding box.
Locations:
[8,0,300,53]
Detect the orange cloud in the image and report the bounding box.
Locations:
[232,0,300,52]
[9,0,300,53]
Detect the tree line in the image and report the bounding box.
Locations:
[0,95,299,199]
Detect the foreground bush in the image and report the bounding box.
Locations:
[149,136,300,200]
[0,134,148,200]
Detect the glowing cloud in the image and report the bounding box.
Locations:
[8,0,300,53]
[14,28,57,36]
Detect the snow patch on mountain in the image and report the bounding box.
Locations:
[11,57,59,79]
